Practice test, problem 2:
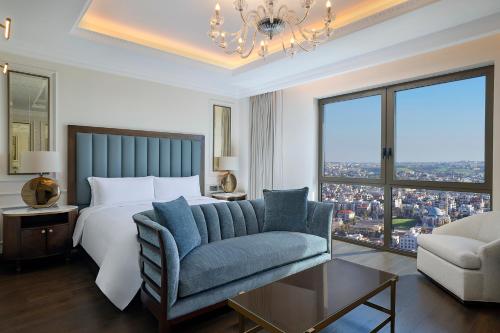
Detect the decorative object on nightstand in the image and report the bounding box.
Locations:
[218,156,239,193]
[211,192,247,201]
[20,151,61,208]
[2,205,78,272]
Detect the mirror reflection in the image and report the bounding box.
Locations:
[213,105,231,170]
[8,71,50,174]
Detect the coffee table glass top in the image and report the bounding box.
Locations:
[229,259,398,333]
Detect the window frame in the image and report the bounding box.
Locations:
[318,88,387,186]
[318,66,494,255]
[386,66,494,193]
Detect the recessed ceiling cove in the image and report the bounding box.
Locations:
[78,0,423,69]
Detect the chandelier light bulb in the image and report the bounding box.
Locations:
[215,3,221,13]
[326,0,332,8]
[2,63,8,74]
[4,18,10,39]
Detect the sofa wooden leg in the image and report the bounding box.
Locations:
[159,319,172,333]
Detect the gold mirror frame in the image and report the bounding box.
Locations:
[8,70,51,175]
[213,105,231,170]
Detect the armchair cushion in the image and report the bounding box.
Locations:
[418,234,485,269]
[178,231,327,297]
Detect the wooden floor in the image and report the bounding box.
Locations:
[1,241,499,333]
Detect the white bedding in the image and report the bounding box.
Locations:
[72,196,220,310]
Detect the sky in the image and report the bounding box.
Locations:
[323,76,486,163]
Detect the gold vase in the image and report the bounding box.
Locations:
[21,175,61,208]
[221,171,237,193]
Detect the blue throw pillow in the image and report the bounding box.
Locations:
[262,187,309,233]
[152,196,201,260]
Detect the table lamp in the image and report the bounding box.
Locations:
[218,156,239,193]
[20,151,61,208]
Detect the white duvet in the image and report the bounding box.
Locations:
[72,196,219,310]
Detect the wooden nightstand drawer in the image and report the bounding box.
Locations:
[46,224,70,254]
[21,227,47,258]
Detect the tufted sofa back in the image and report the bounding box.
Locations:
[140,200,265,245]
[139,199,327,245]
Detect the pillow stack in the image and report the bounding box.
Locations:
[87,175,201,206]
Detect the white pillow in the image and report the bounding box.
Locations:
[87,176,155,206]
[154,175,202,202]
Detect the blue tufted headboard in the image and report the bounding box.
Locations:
[67,125,205,208]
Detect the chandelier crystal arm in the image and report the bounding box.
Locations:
[239,31,258,58]
[208,0,335,59]
[288,24,311,52]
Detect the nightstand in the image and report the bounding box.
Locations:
[211,192,247,201]
[2,205,78,271]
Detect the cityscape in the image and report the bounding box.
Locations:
[324,161,485,183]
[322,161,490,252]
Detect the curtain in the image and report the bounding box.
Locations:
[249,91,283,199]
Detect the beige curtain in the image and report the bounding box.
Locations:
[249,91,283,199]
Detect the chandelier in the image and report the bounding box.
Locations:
[208,0,335,59]
[0,17,11,74]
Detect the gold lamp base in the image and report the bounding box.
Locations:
[221,171,237,193]
[21,175,61,209]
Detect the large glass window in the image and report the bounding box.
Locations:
[323,95,382,179]
[319,67,493,253]
[394,76,486,183]
[323,184,384,246]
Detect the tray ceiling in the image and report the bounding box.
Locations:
[79,0,417,69]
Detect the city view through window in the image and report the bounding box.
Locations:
[320,70,492,252]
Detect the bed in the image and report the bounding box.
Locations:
[67,125,218,310]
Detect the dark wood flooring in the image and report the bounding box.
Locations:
[1,241,499,333]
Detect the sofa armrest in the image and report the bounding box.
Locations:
[432,214,481,238]
[133,213,180,309]
[478,238,500,301]
[307,201,334,254]
[479,238,500,260]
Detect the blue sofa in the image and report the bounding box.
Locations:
[133,199,333,332]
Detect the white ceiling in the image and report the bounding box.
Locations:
[79,0,420,69]
[0,0,499,98]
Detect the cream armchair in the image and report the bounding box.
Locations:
[417,211,500,303]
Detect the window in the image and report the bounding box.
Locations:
[319,67,493,253]
[323,183,384,246]
[323,94,382,179]
[393,76,486,183]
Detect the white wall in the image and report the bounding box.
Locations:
[276,34,500,205]
[0,52,244,246]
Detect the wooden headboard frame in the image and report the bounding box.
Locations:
[67,125,205,206]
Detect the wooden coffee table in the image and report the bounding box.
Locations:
[228,259,398,333]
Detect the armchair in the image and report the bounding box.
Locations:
[417,211,500,303]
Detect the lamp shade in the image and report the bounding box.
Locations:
[20,151,61,174]
[218,156,239,171]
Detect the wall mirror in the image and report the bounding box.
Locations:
[213,105,231,170]
[8,71,50,174]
